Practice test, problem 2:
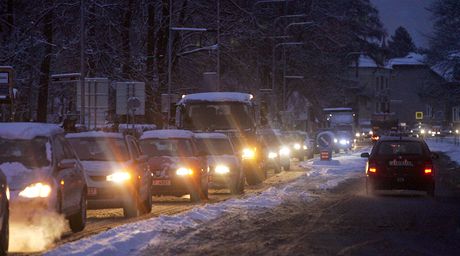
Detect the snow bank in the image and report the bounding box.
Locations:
[47,151,368,256]
[0,123,63,139]
[426,138,460,164]
[140,129,194,140]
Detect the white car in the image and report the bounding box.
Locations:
[66,132,152,218]
[194,133,244,194]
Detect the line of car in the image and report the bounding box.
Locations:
[0,123,314,254]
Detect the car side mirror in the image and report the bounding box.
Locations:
[58,159,76,170]
[360,152,370,158]
[431,153,440,160]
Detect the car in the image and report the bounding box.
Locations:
[66,131,152,218]
[257,129,290,173]
[282,131,314,160]
[333,130,353,152]
[361,136,437,195]
[194,133,244,194]
[139,130,209,202]
[0,123,87,233]
[0,169,9,255]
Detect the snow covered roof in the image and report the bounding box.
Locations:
[350,54,379,68]
[194,132,228,139]
[386,52,426,68]
[431,51,460,82]
[65,131,124,139]
[140,129,194,140]
[178,92,254,105]
[0,122,63,140]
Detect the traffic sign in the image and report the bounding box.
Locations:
[415,112,423,120]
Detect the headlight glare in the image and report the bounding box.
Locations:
[303,145,307,150]
[19,182,51,198]
[215,165,230,174]
[268,152,278,159]
[242,148,256,159]
[107,171,131,183]
[176,167,193,176]
[334,138,338,143]
[279,147,290,156]
[293,143,301,150]
[339,139,347,145]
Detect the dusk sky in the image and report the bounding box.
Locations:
[371,0,434,48]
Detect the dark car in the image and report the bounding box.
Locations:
[258,129,290,173]
[139,130,209,202]
[361,136,436,195]
[282,131,314,160]
[0,123,87,233]
[0,169,9,255]
[66,132,152,218]
[195,133,244,194]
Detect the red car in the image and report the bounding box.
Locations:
[361,136,437,195]
[139,130,209,203]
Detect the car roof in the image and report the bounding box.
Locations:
[65,131,124,139]
[194,132,229,139]
[140,129,194,140]
[0,122,63,140]
[378,136,424,142]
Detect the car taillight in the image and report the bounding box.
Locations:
[367,162,377,174]
[424,164,433,175]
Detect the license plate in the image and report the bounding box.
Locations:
[153,180,171,186]
[88,187,97,196]
[397,177,405,183]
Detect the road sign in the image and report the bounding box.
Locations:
[116,82,145,115]
[0,66,14,104]
[316,131,334,149]
[415,112,423,120]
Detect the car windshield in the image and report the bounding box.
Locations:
[184,102,253,130]
[0,137,51,168]
[139,139,195,157]
[377,141,424,156]
[195,138,234,155]
[68,137,129,161]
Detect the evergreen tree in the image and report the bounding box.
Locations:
[388,26,416,58]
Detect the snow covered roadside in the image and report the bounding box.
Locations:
[426,138,460,164]
[46,152,367,256]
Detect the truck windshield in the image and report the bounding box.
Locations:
[183,102,253,131]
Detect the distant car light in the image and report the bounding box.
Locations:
[339,139,348,145]
[176,167,193,176]
[334,138,338,143]
[355,133,360,138]
[268,152,278,159]
[421,129,426,134]
[279,147,290,156]
[293,143,301,150]
[303,145,307,150]
[19,182,52,198]
[6,186,10,201]
[215,165,230,174]
[107,171,131,183]
[242,148,256,160]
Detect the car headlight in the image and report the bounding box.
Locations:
[355,132,360,138]
[421,129,425,134]
[176,167,193,176]
[339,139,347,145]
[107,171,132,183]
[215,165,230,174]
[279,147,290,156]
[268,152,278,159]
[6,186,10,201]
[19,182,52,198]
[303,145,307,150]
[334,138,338,143]
[242,148,256,160]
[293,143,301,150]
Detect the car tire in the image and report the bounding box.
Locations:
[230,176,244,195]
[123,192,140,218]
[245,165,265,185]
[68,191,87,233]
[0,204,8,256]
[140,183,152,215]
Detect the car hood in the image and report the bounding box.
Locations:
[0,162,52,190]
[206,155,239,167]
[81,161,129,176]
[147,156,199,171]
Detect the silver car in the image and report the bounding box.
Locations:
[66,132,152,218]
[0,123,87,233]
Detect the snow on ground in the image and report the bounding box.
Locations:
[426,137,460,164]
[46,151,368,256]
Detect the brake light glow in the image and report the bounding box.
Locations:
[424,167,433,174]
[368,167,377,173]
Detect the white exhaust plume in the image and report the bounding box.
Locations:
[9,208,67,253]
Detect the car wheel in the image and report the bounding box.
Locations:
[0,203,9,256]
[140,183,152,215]
[68,191,87,233]
[245,166,265,185]
[283,163,290,171]
[190,187,202,203]
[123,191,140,218]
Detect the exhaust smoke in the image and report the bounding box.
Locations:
[9,207,67,252]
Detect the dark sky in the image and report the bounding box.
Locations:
[371,0,433,48]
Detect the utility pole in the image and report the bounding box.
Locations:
[216,0,221,91]
[80,0,85,125]
[167,0,173,128]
